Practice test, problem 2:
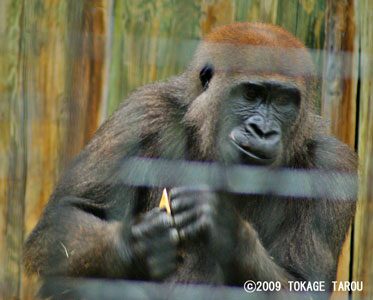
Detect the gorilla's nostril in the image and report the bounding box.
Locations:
[247,123,279,141]
[264,130,280,140]
[248,123,264,138]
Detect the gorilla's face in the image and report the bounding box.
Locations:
[209,75,301,166]
[227,79,301,165]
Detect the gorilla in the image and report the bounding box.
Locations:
[24,22,357,298]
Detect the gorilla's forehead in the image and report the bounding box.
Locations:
[224,73,304,88]
[193,41,315,80]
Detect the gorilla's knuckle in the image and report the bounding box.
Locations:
[172,213,183,226]
[168,228,180,243]
[200,202,214,218]
[199,215,213,231]
[158,214,173,227]
[143,208,160,221]
[170,186,189,199]
[131,224,143,238]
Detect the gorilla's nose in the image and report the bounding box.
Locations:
[245,116,280,145]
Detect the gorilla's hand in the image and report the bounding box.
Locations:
[126,208,179,280]
[170,187,239,267]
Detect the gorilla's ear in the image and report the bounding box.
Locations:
[199,63,214,90]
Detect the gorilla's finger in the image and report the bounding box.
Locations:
[170,185,211,199]
[178,216,212,240]
[173,208,198,228]
[132,213,174,237]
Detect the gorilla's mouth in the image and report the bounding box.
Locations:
[230,138,275,163]
[229,129,277,165]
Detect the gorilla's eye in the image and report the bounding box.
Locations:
[274,91,300,107]
[275,96,287,103]
[199,63,214,90]
[245,89,257,100]
[244,84,263,101]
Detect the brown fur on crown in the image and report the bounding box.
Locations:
[204,22,306,49]
[194,22,316,88]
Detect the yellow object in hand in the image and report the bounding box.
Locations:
[159,188,171,215]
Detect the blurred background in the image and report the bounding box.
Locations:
[0,0,371,299]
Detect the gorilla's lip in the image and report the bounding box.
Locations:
[230,133,276,164]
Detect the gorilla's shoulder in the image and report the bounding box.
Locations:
[312,134,358,172]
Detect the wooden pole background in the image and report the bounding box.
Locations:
[352,0,373,299]
[322,1,359,299]
[0,1,370,299]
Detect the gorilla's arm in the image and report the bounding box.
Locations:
[24,196,133,278]
[231,213,334,287]
[23,81,184,280]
